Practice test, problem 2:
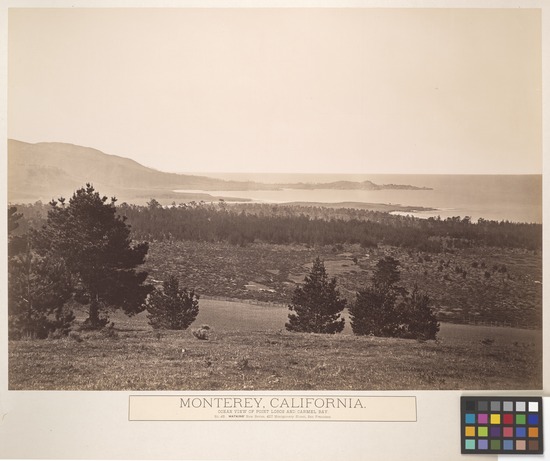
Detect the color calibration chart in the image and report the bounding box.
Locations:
[461,397,543,454]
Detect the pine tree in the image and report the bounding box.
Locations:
[285,257,346,334]
[398,284,440,340]
[38,184,153,329]
[349,285,399,337]
[146,276,199,330]
[372,256,402,291]
[8,206,74,339]
[350,256,404,337]
[350,257,439,339]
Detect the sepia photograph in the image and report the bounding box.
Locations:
[6,7,542,394]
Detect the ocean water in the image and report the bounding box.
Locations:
[180,174,542,224]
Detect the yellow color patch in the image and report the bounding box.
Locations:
[490,414,501,424]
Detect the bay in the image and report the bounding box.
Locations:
[177,174,541,224]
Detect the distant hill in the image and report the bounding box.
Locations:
[282,180,431,191]
[8,139,432,204]
[7,140,265,203]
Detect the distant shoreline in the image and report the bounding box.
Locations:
[280,201,436,213]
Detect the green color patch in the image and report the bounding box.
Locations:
[516,414,526,425]
[490,440,501,450]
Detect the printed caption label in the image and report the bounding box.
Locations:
[129,395,417,422]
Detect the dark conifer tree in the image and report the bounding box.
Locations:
[146,275,199,330]
[350,256,403,337]
[349,285,399,337]
[372,256,402,291]
[8,206,73,339]
[285,257,346,334]
[351,258,439,339]
[398,284,440,340]
[38,184,153,329]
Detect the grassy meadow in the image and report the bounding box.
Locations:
[9,299,542,390]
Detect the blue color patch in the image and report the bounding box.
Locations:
[503,440,514,450]
[528,414,539,425]
[478,440,488,450]
[516,427,526,438]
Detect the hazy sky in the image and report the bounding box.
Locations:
[8,8,542,174]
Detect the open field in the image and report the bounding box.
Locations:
[9,299,542,390]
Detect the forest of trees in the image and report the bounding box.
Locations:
[124,201,540,251]
[10,200,541,252]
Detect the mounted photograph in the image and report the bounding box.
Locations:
[7,8,542,391]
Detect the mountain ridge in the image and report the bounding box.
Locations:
[8,139,432,204]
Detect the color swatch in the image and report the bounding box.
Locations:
[461,397,543,454]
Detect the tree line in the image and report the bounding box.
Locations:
[111,201,543,251]
[12,199,541,252]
